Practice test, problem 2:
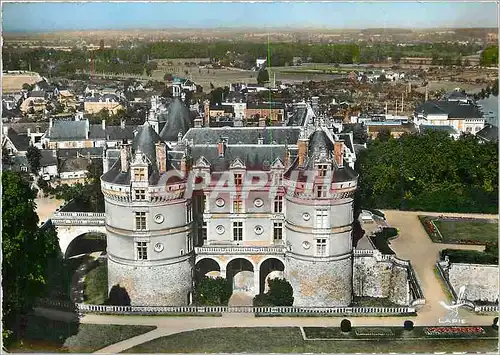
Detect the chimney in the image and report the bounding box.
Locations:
[102,119,106,131]
[49,116,53,130]
[425,85,428,101]
[52,149,57,158]
[217,139,226,158]
[85,119,89,139]
[259,116,266,127]
[334,140,344,168]
[180,155,191,177]
[178,131,183,143]
[284,148,291,169]
[297,136,309,167]
[27,128,31,136]
[257,135,264,145]
[194,118,202,128]
[312,96,319,113]
[155,142,167,174]
[120,140,131,173]
[120,119,125,129]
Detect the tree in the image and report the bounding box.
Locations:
[22,83,33,91]
[267,278,294,306]
[2,172,60,345]
[85,159,105,212]
[376,129,391,142]
[257,69,270,85]
[26,146,42,175]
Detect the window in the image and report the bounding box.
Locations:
[274,173,283,186]
[187,233,193,252]
[316,185,327,198]
[135,189,146,200]
[318,164,328,177]
[316,238,327,256]
[135,212,147,230]
[233,221,243,241]
[134,168,146,181]
[201,221,207,241]
[273,195,283,213]
[136,242,148,260]
[233,196,243,213]
[186,205,192,223]
[315,209,329,229]
[234,173,243,186]
[273,222,283,241]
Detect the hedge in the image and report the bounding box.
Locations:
[441,249,498,265]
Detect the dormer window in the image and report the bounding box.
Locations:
[318,164,329,177]
[134,168,146,181]
[234,173,243,186]
[316,185,327,198]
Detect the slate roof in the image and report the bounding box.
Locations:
[476,125,498,142]
[106,125,138,141]
[287,107,308,126]
[159,98,193,141]
[415,101,483,119]
[183,126,301,145]
[57,147,103,159]
[247,102,285,110]
[190,144,293,172]
[47,120,88,140]
[40,150,58,167]
[59,157,93,173]
[6,122,49,135]
[443,90,468,101]
[5,128,30,152]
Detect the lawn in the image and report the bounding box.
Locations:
[84,262,108,304]
[7,314,156,353]
[433,219,498,244]
[122,327,498,353]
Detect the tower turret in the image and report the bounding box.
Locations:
[283,128,358,307]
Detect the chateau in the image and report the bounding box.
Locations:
[100,95,415,307]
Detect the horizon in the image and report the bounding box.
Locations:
[3,2,499,33]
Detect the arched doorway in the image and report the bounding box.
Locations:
[195,258,221,282]
[226,258,254,294]
[64,232,107,259]
[259,258,285,294]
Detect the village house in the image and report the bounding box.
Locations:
[414,100,485,135]
[84,93,124,114]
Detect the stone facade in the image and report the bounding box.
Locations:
[107,254,194,306]
[286,254,352,307]
[447,263,499,303]
[353,255,410,306]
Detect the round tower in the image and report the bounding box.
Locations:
[101,124,194,306]
[283,128,357,307]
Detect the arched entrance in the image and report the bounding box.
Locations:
[64,232,107,259]
[226,258,254,294]
[259,258,285,294]
[195,258,221,282]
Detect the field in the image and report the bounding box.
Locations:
[433,219,498,244]
[122,327,498,353]
[2,72,43,93]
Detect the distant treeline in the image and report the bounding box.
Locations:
[2,41,484,77]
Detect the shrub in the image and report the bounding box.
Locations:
[194,276,232,306]
[253,293,272,307]
[267,278,294,306]
[404,320,414,331]
[340,319,352,332]
[84,264,108,305]
[370,228,396,255]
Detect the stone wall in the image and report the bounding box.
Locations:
[447,263,499,303]
[353,255,410,306]
[107,256,194,306]
[285,254,352,307]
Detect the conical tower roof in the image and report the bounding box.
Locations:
[160,98,192,141]
[132,123,163,170]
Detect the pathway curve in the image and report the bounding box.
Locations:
[381,210,495,322]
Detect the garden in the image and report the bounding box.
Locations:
[419,215,498,245]
[122,321,499,354]
[369,227,398,255]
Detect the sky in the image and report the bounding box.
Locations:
[2,1,499,33]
